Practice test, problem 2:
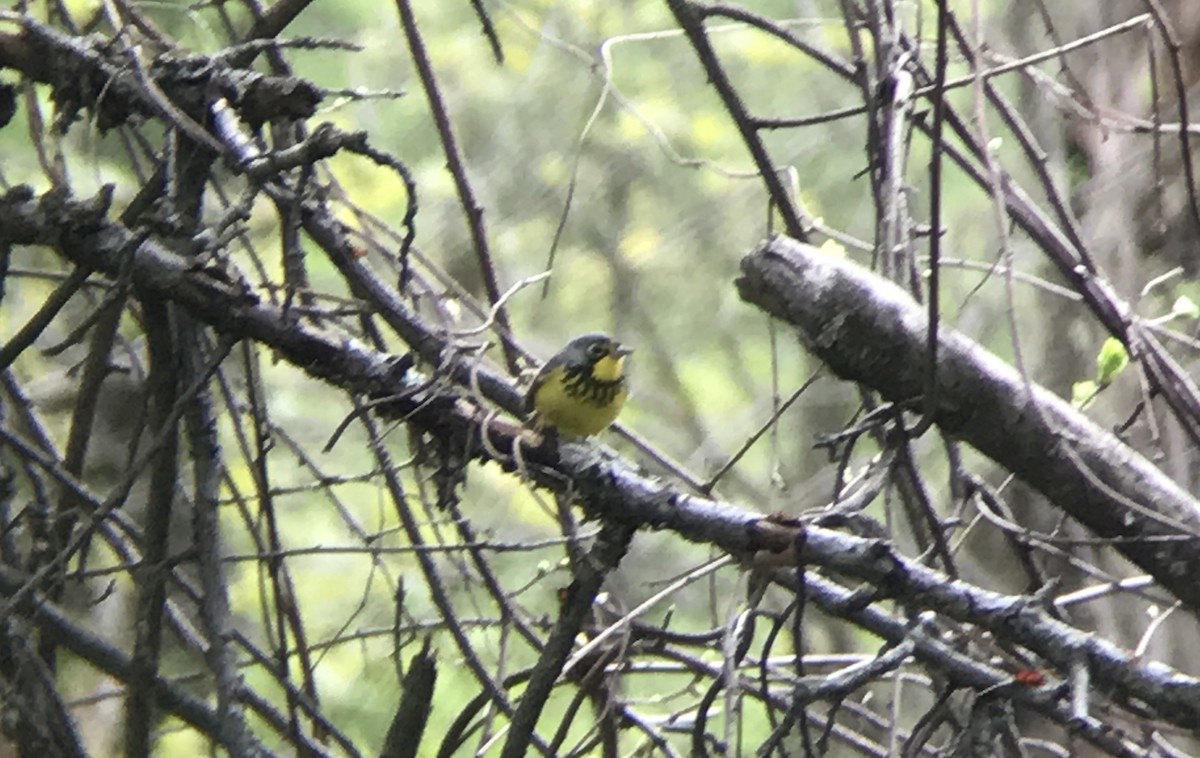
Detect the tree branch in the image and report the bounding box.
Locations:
[4,186,1200,735]
[736,234,1200,609]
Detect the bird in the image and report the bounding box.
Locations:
[524,333,632,437]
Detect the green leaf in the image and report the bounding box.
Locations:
[1072,380,1099,408]
[1095,337,1128,387]
[1172,295,1200,319]
[818,238,848,258]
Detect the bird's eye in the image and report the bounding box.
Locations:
[586,342,607,360]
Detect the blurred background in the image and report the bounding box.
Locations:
[3,0,1200,755]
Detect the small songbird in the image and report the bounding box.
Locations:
[524,333,632,437]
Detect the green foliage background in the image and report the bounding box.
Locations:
[6,0,1188,754]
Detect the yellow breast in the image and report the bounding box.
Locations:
[531,365,627,437]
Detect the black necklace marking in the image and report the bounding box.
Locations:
[561,362,625,407]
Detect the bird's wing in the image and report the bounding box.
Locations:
[523,364,548,415]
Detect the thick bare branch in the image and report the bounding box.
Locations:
[5,186,1200,737]
[737,235,1200,608]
